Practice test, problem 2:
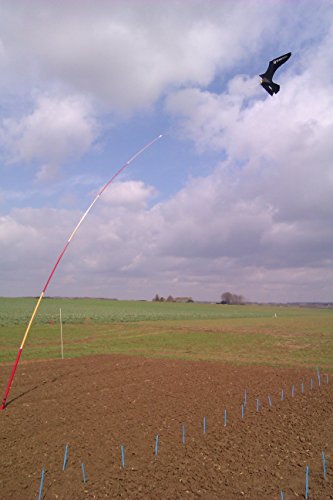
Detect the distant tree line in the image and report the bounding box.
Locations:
[220,292,245,305]
[152,294,193,303]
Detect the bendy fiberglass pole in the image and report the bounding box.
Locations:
[1,134,163,411]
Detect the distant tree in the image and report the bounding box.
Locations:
[221,292,233,304]
[175,296,194,303]
[153,294,160,302]
[166,295,174,302]
[235,294,245,305]
[221,292,245,305]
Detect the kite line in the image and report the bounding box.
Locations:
[0,133,163,411]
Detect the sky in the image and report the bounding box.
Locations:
[1,0,333,303]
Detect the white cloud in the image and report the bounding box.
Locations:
[1,95,98,180]
[100,180,157,208]
[0,0,284,112]
[1,164,333,301]
[165,40,333,228]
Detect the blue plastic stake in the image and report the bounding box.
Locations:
[256,399,260,412]
[241,404,244,419]
[244,390,247,407]
[121,445,125,469]
[316,367,321,386]
[305,464,309,499]
[63,444,69,471]
[182,424,186,444]
[322,452,327,480]
[301,382,304,394]
[292,385,295,398]
[155,434,159,456]
[38,469,45,500]
[280,491,284,500]
[268,395,272,407]
[203,416,206,434]
[310,378,314,389]
[81,463,87,483]
[224,409,227,426]
[281,388,284,401]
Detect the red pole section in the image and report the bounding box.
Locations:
[0,348,23,410]
[0,134,163,411]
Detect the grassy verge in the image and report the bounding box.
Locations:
[0,299,332,369]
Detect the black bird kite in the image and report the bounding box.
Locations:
[259,52,292,96]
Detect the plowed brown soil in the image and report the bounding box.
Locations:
[0,355,332,499]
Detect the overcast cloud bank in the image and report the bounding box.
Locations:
[1,0,333,302]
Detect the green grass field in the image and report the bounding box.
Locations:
[0,297,332,368]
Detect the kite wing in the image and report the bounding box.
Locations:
[260,52,292,81]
